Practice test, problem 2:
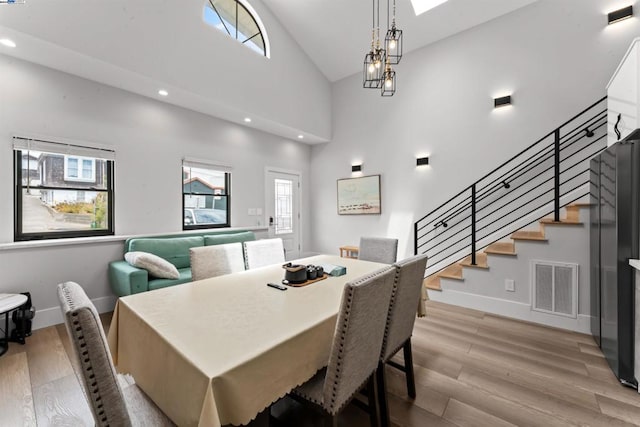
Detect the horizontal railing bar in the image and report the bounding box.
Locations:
[418,195,472,230]
[475,114,605,204]
[417,193,472,228]
[422,225,473,257]
[476,173,555,221]
[476,196,554,237]
[415,97,606,225]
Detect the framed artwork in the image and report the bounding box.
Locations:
[337,174,381,215]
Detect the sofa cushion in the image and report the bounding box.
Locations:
[128,236,204,269]
[148,268,192,291]
[204,231,255,246]
[124,251,180,279]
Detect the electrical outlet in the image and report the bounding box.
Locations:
[248,208,257,216]
[256,208,263,215]
[505,279,515,292]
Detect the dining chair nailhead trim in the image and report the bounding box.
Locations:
[61,284,127,427]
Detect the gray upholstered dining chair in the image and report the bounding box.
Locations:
[377,254,428,427]
[289,266,396,427]
[244,238,286,269]
[190,242,245,281]
[358,237,398,264]
[57,281,175,427]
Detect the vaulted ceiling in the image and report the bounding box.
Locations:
[262,0,539,82]
[0,0,540,142]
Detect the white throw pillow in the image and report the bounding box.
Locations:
[124,251,180,279]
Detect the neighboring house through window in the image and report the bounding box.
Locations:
[183,158,231,229]
[13,136,115,241]
[203,0,270,57]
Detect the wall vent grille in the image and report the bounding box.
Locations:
[531,260,578,318]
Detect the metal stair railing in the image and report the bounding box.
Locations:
[414,96,608,275]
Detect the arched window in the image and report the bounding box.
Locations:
[204,0,270,58]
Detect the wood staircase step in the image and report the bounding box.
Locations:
[539,218,583,225]
[564,203,591,222]
[439,263,464,280]
[511,230,547,241]
[424,276,442,291]
[484,241,516,256]
[460,252,489,269]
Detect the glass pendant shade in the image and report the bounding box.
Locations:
[385,26,403,64]
[363,48,386,88]
[381,67,396,96]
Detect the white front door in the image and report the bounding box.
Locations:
[266,169,301,260]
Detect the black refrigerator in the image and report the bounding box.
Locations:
[590,129,640,388]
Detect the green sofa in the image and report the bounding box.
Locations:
[109,230,256,296]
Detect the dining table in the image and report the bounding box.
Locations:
[107,254,389,427]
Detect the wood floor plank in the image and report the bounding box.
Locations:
[468,342,640,410]
[418,320,591,377]
[391,345,463,379]
[386,393,458,427]
[420,310,480,334]
[26,326,74,389]
[580,342,607,357]
[458,367,637,427]
[474,325,610,369]
[467,339,590,376]
[597,394,640,425]
[55,323,81,377]
[411,364,575,427]
[481,313,595,345]
[2,303,639,426]
[462,351,600,411]
[32,373,93,427]
[0,352,36,426]
[442,399,517,427]
[384,364,450,417]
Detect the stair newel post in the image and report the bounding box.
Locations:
[554,128,561,222]
[471,184,477,266]
[414,221,418,256]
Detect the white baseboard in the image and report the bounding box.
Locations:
[31,296,118,330]
[427,288,591,334]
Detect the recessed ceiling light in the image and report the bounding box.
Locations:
[158,89,169,97]
[244,117,252,123]
[297,135,304,139]
[410,0,449,16]
[0,38,17,48]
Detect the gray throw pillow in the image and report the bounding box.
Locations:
[124,251,180,279]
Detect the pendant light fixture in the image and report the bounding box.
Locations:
[363,0,386,89]
[381,56,396,96]
[363,0,402,96]
[385,0,403,64]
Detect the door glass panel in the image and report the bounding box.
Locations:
[274,178,292,235]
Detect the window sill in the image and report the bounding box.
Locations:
[0,226,269,251]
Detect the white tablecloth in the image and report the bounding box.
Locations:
[108,255,388,427]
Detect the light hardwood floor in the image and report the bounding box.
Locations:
[1,301,640,426]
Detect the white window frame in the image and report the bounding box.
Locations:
[64,155,96,182]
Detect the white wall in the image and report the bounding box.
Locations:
[310,0,640,260]
[0,54,311,327]
[0,0,332,141]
